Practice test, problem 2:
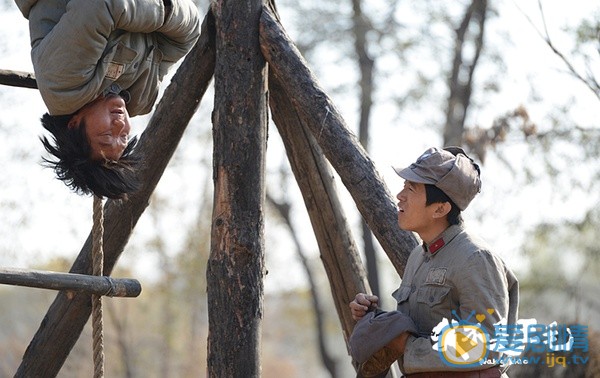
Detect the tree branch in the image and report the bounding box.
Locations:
[516,0,600,100]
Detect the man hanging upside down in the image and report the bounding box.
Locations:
[15,0,200,198]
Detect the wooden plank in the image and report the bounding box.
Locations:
[0,268,141,297]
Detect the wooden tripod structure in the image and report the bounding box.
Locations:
[0,3,417,376]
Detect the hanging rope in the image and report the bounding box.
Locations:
[92,195,105,378]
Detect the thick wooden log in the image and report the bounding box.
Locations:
[207,0,267,375]
[16,10,216,377]
[259,7,418,276]
[0,268,141,297]
[0,69,37,89]
[269,72,369,344]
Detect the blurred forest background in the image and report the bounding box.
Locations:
[1,0,599,376]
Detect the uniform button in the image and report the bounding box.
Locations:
[429,296,434,302]
[133,63,139,68]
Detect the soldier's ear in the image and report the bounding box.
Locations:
[432,202,451,219]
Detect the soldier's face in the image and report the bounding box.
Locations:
[396,180,435,234]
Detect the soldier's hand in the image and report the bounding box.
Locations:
[349,293,379,321]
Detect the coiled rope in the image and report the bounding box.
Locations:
[92,195,105,378]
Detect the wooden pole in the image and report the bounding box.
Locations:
[269,72,369,344]
[259,6,418,276]
[0,69,37,89]
[0,268,141,297]
[207,0,267,375]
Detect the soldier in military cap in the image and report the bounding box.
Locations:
[350,147,519,377]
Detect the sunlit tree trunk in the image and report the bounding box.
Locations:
[269,69,371,340]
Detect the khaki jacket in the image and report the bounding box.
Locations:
[15,0,200,116]
[395,225,519,374]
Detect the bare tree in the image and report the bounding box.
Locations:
[179,176,212,377]
[105,301,133,378]
[266,192,340,377]
[443,0,489,146]
[522,0,600,100]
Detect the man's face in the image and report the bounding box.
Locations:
[396,180,437,234]
[70,94,131,162]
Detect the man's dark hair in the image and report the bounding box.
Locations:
[40,113,141,199]
[424,184,463,225]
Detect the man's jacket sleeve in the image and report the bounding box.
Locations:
[22,0,198,115]
[156,0,200,65]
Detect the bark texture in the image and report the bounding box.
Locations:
[206,0,268,376]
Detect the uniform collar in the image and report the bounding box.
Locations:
[422,225,462,255]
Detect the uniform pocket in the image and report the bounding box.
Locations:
[103,42,138,65]
[392,285,412,304]
[416,285,451,307]
[101,42,138,81]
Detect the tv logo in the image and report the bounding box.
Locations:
[438,323,489,366]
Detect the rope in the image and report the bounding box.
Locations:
[92,195,105,378]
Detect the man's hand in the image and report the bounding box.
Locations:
[349,293,379,321]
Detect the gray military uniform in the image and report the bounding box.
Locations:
[395,225,519,374]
